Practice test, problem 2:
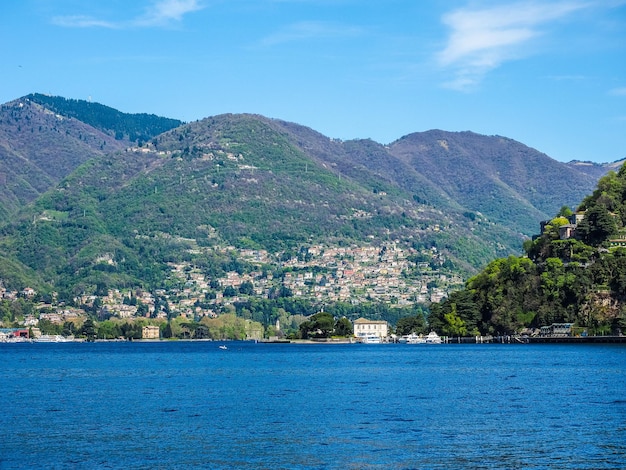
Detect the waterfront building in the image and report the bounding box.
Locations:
[142,325,160,340]
[353,318,388,340]
[540,323,573,337]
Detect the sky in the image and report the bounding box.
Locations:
[1,0,625,163]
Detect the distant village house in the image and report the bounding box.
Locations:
[142,325,160,340]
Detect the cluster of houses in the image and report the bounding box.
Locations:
[1,241,463,339]
[65,242,461,321]
[187,242,462,308]
[1,286,36,300]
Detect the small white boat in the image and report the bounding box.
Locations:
[424,331,442,344]
[218,345,228,350]
[36,335,70,343]
[406,333,426,344]
[402,332,441,344]
[358,334,381,344]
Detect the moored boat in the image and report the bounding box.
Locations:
[35,335,71,343]
[424,331,442,344]
[357,334,382,344]
[406,333,426,344]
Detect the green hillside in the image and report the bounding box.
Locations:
[0,94,182,220]
[0,94,615,308]
[388,130,599,236]
[0,114,518,297]
[429,166,626,336]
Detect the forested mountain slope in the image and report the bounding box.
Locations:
[0,95,181,219]
[0,94,616,299]
[430,166,626,336]
[387,130,600,235]
[0,98,126,218]
[256,120,611,237]
[0,114,519,294]
[26,93,182,143]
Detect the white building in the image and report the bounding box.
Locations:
[353,318,388,339]
[142,325,160,340]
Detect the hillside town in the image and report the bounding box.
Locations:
[0,242,463,337]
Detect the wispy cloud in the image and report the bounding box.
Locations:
[437,1,589,91]
[52,15,118,29]
[52,0,204,29]
[609,87,626,96]
[260,21,363,47]
[134,0,204,27]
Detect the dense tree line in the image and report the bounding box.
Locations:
[27,94,182,143]
[231,297,428,338]
[429,166,626,336]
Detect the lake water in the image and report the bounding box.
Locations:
[1,342,624,469]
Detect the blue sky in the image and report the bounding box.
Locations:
[1,0,625,163]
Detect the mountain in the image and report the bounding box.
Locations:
[565,159,626,180]
[26,93,182,143]
[0,95,182,219]
[249,121,607,237]
[0,94,617,297]
[0,113,506,292]
[386,130,600,234]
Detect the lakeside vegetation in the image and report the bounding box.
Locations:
[430,166,626,336]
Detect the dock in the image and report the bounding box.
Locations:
[526,335,626,344]
[446,335,626,344]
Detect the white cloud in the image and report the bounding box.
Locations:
[260,21,362,47]
[134,0,204,27]
[609,87,626,96]
[51,15,118,29]
[52,0,204,29]
[438,1,589,91]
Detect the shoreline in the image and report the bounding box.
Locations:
[4,335,626,345]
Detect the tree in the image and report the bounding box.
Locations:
[577,204,618,246]
[81,319,97,341]
[194,324,209,339]
[38,319,62,335]
[557,206,574,217]
[61,321,77,337]
[239,281,254,295]
[223,286,237,297]
[95,282,108,297]
[300,312,335,338]
[200,313,247,340]
[136,302,149,317]
[334,317,353,337]
[98,320,121,339]
[395,315,426,335]
[442,313,467,337]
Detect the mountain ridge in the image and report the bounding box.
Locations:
[0,94,621,297]
[0,95,182,219]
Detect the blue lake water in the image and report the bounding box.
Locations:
[1,341,625,469]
